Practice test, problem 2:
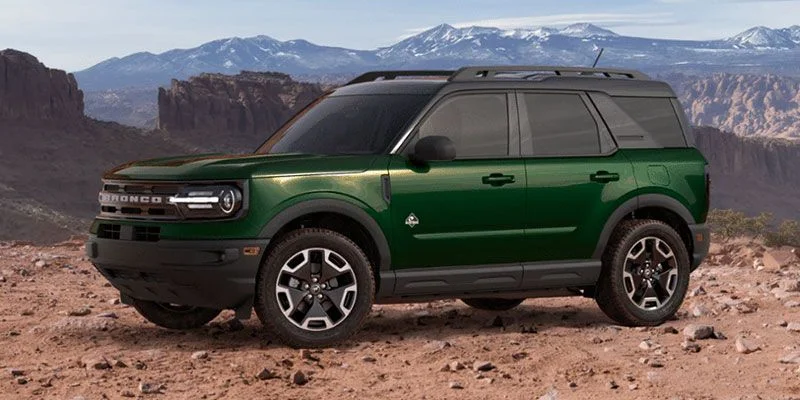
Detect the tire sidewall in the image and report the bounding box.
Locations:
[256,229,374,347]
[610,223,691,323]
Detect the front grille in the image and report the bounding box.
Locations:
[97,224,161,242]
[98,181,183,220]
[97,223,121,240]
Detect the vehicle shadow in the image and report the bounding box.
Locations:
[57,299,619,352]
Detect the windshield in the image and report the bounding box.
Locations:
[256,94,431,155]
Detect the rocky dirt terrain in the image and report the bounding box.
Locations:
[1,239,800,400]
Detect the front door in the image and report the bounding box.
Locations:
[388,92,526,269]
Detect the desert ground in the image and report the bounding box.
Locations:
[1,239,799,400]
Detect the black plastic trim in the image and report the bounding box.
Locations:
[259,199,391,271]
[87,236,269,311]
[378,260,601,300]
[592,194,697,259]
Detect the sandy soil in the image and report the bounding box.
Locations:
[1,239,799,400]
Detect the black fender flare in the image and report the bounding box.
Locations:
[592,194,696,259]
[259,199,392,271]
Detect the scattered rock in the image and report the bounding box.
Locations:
[538,389,559,400]
[20,309,34,316]
[648,359,665,368]
[96,312,118,319]
[607,380,619,390]
[511,352,528,361]
[0,276,6,283]
[449,381,463,389]
[662,326,679,335]
[787,322,800,332]
[299,349,319,362]
[291,370,308,385]
[629,383,639,391]
[255,368,277,380]
[735,338,761,354]
[34,260,47,268]
[83,356,111,370]
[690,286,707,297]
[191,351,209,360]
[692,304,710,317]
[713,330,727,340]
[225,318,244,332]
[16,377,28,385]
[108,298,120,305]
[138,382,164,394]
[447,361,465,371]
[682,341,702,353]
[779,352,800,364]
[473,361,495,372]
[113,359,128,368]
[590,336,604,344]
[638,339,658,351]
[68,307,91,317]
[9,368,25,377]
[120,390,135,398]
[362,356,377,363]
[763,249,796,271]
[779,279,800,292]
[424,340,451,351]
[683,324,715,340]
[785,301,800,308]
[520,325,538,334]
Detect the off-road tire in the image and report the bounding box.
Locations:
[595,219,690,326]
[131,299,221,330]
[254,228,375,348]
[461,298,524,311]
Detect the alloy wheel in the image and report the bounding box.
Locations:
[622,236,679,310]
[275,247,358,331]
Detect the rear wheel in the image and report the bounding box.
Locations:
[461,298,524,311]
[254,228,374,348]
[131,299,221,330]
[595,220,690,326]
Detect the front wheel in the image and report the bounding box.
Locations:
[461,298,524,311]
[131,299,221,330]
[595,220,690,326]
[254,228,375,348]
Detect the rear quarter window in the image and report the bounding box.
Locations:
[612,97,687,148]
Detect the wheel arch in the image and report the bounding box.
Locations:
[593,194,696,260]
[259,198,391,274]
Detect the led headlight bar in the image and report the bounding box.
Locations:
[168,185,243,219]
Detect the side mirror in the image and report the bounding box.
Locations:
[409,136,456,164]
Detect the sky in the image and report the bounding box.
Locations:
[1,0,799,71]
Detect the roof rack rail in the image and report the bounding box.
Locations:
[346,70,455,86]
[449,66,650,81]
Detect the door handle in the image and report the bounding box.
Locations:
[482,173,515,186]
[590,171,620,183]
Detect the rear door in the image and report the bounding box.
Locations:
[518,91,636,262]
[388,91,527,269]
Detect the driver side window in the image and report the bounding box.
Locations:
[416,93,509,158]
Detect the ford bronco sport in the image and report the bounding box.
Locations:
[87,66,710,348]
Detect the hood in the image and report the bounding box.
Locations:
[104,153,379,181]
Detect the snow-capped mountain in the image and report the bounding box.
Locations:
[75,23,800,90]
[725,26,798,48]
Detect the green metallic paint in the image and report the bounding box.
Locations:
[387,156,527,268]
[523,150,637,262]
[91,146,707,270]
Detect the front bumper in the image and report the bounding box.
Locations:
[87,236,269,311]
[688,223,710,271]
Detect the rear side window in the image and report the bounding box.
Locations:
[612,97,686,147]
[417,93,509,158]
[520,93,601,156]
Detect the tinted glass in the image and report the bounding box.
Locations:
[613,97,686,147]
[523,93,600,156]
[418,93,509,158]
[257,94,431,155]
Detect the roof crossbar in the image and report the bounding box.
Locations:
[449,66,650,81]
[346,70,455,85]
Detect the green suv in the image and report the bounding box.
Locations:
[87,66,710,348]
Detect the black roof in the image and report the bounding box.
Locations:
[334,66,677,98]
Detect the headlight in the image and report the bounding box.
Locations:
[169,185,243,219]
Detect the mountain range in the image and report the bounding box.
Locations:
[75,23,800,91]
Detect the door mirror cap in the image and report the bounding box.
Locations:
[410,136,456,164]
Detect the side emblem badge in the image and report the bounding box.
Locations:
[405,213,419,228]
